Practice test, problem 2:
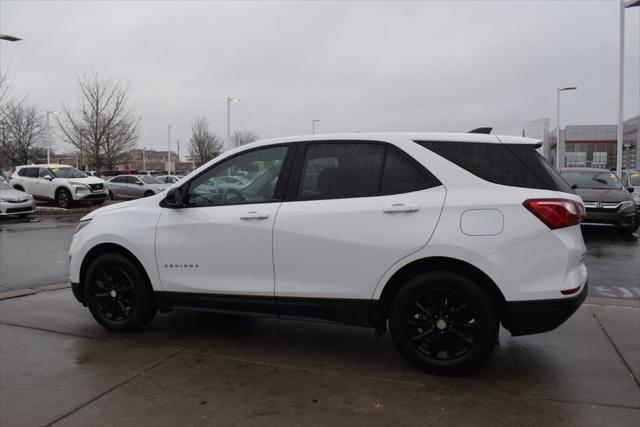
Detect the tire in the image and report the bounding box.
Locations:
[56,188,73,209]
[143,190,154,197]
[389,271,499,376]
[84,253,157,332]
[108,191,115,200]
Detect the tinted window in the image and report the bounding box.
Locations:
[125,176,139,184]
[50,167,86,178]
[21,168,38,178]
[380,148,432,195]
[298,143,385,199]
[187,145,288,206]
[416,141,574,193]
[38,168,51,178]
[111,176,126,183]
[140,176,162,184]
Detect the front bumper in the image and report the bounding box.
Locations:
[75,192,108,202]
[583,209,637,228]
[502,282,588,336]
[0,199,36,215]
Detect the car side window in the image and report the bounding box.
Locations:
[186,145,289,207]
[622,172,629,187]
[298,143,385,200]
[38,168,50,178]
[380,148,432,195]
[111,176,125,183]
[125,176,138,184]
[20,168,37,178]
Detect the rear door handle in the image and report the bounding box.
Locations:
[383,203,419,213]
[240,211,270,220]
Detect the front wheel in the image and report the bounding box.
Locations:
[143,190,154,197]
[85,253,157,332]
[389,272,498,376]
[56,188,73,209]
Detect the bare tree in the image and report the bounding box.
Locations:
[189,118,222,166]
[229,130,259,149]
[58,73,139,171]
[0,103,47,165]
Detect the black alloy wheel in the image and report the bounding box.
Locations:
[85,253,156,331]
[57,188,72,209]
[389,272,498,376]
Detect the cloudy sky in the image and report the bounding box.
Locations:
[1,0,639,156]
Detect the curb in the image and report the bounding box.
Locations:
[0,283,71,301]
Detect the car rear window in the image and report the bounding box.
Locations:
[415,140,574,193]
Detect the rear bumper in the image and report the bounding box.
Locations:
[502,282,588,336]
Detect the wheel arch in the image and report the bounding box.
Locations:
[372,256,507,335]
[78,242,153,305]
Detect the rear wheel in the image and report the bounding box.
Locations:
[389,272,498,376]
[85,253,156,332]
[108,191,115,200]
[143,190,154,197]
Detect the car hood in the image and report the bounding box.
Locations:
[61,176,105,185]
[0,187,31,201]
[81,198,143,221]
[575,188,632,203]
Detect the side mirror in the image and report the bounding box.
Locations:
[628,187,634,193]
[570,184,578,190]
[164,187,185,208]
[136,181,143,185]
[43,174,53,181]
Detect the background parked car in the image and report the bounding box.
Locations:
[10,164,107,209]
[156,175,184,184]
[0,178,36,217]
[621,170,640,213]
[106,174,170,200]
[561,168,638,233]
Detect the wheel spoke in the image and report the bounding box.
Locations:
[449,329,473,346]
[411,328,435,343]
[449,303,468,319]
[95,280,105,289]
[415,302,435,318]
[94,292,109,299]
[116,299,128,316]
[408,318,430,327]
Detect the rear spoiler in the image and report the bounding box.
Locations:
[468,127,492,134]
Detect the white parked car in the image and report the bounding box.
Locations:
[10,164,107,209]
[69,133,587,375]
[0,178,36,217]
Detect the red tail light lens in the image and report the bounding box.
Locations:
[523,199,586,230]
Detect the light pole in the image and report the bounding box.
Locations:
[142,147,147,171]
[556,87,577,170]
[227,97,239,141]
[46,111,59,164]
[167,124,176,175]
[312,119,320,135]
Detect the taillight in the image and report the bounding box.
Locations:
[523,199,586,230]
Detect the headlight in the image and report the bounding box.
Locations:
[75,219,91,234]
[620,200,635,210]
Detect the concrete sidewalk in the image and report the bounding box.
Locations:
[0,289,638,426]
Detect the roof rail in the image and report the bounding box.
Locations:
[468,127,492,134]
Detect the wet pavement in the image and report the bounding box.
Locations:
[0,289,638,426]
[1,216,638,300]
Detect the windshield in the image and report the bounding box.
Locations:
[0,180,12,190]
[629,172,640,186]
[139,176,163,184]
[561,170,624,190]
[50,167,87,179]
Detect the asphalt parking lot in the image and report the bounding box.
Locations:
[0,214,639,426]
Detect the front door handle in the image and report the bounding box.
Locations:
[383,203,419,213]
[240,211,270,220]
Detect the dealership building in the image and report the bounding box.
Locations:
[524,115,640,170]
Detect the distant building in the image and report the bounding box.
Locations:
[124,149,194,173]
[533,114,639,170]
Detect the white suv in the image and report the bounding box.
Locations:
[69,133,588,375]
[11,164,108,208]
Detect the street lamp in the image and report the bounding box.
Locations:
[142,147,147,171]
[312,119,320,135]
[556,86,577,170]
[46,111,59,164]
[227,97,240,140]
[167,124,176,175]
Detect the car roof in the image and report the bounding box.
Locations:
[15,164,72,169]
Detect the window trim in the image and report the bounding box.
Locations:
[167,142,297,209]
[284,140,441,202]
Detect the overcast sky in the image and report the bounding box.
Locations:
[1,0,639,156]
